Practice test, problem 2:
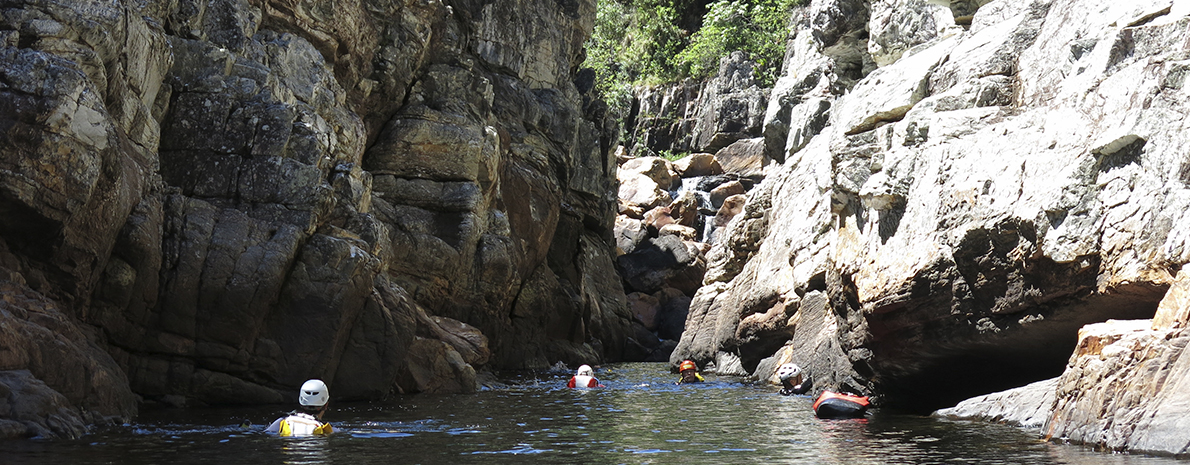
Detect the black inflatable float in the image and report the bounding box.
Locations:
[812,391,870,419]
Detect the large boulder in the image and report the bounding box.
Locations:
[619,174,674,210]
[616,235,708,295]
[620,156,680,190]
[713,138,768,178]
[673,153,723,178]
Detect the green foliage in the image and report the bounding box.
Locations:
[659,150,690,161]
[586,1,638,121]
[583,0,800,126]
[675,0,799,86]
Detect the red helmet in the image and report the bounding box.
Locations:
[679,360,697,371]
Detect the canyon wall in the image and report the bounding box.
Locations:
[674,0,1190,422]
[937,266,1190,456]
[0,0,630,438]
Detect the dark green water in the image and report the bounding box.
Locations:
[0,363,1181,464]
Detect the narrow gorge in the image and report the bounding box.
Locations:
[2,0,1190,457]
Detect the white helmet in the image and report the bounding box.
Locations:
[299,379,329,407]
[776,363,802,381]
[577,365,594,377]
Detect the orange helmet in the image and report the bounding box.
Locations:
[679,360,697,371]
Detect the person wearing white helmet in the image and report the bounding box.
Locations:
[567,364,605,388]
[776,363,811,395]
[265,379,333,436]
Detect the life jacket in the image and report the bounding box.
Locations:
[677,373,705,384]
[266,412,333,436]
[567,375,600,388]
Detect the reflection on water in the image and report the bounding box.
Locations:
[0,363,1182,464]
[279,437,329,465]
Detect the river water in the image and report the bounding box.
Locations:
[1,363,1181,464]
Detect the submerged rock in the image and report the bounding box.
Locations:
[933,377,1058,430]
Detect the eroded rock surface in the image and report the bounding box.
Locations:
[676,0,1190,429]
[628,53,770,157]
[0,0,629,436]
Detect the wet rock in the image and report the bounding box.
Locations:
[713,195,748,231]
[668,190,704,229]
[933,377,1058,429]
[618,200,646,220]
[398,337,479,394]
[646,339,679,362]
[623,321,663,361]
[659,224,699,242]
[0,0,629,431]
[642,206,676,232]
[616,235,707,295]
[615,216,649,255]
[656,290,693,342]
[0,265,136,437]
[696,175,734,192]
[0,370,88,439]
[426,316,491,367]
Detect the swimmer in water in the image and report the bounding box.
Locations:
[776,363,811,395]
[567,364,605,388]
[676,360,704,385]
[265,379,333,436]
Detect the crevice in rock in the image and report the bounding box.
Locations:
[936,0,993,28]
[0,194,62,277]
[1092,134,1146,172]
[872,284,1165,413]
[865,216,1169,412]
[877,201,905,244]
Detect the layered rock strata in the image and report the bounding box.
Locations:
[676,0,1190,418]
[0,0,628,437]
[627,52,770,158]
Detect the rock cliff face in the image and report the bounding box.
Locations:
[0,0,629,437]
[627,52,770,158]
[675,0,1190,420]
[936,266,1190,456]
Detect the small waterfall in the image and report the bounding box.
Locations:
[670,176,727,243]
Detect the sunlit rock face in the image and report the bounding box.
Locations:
[1042,266,1190,456]
[627,52,769,158]
[677,0,1190,417]
[0,0,628,436]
